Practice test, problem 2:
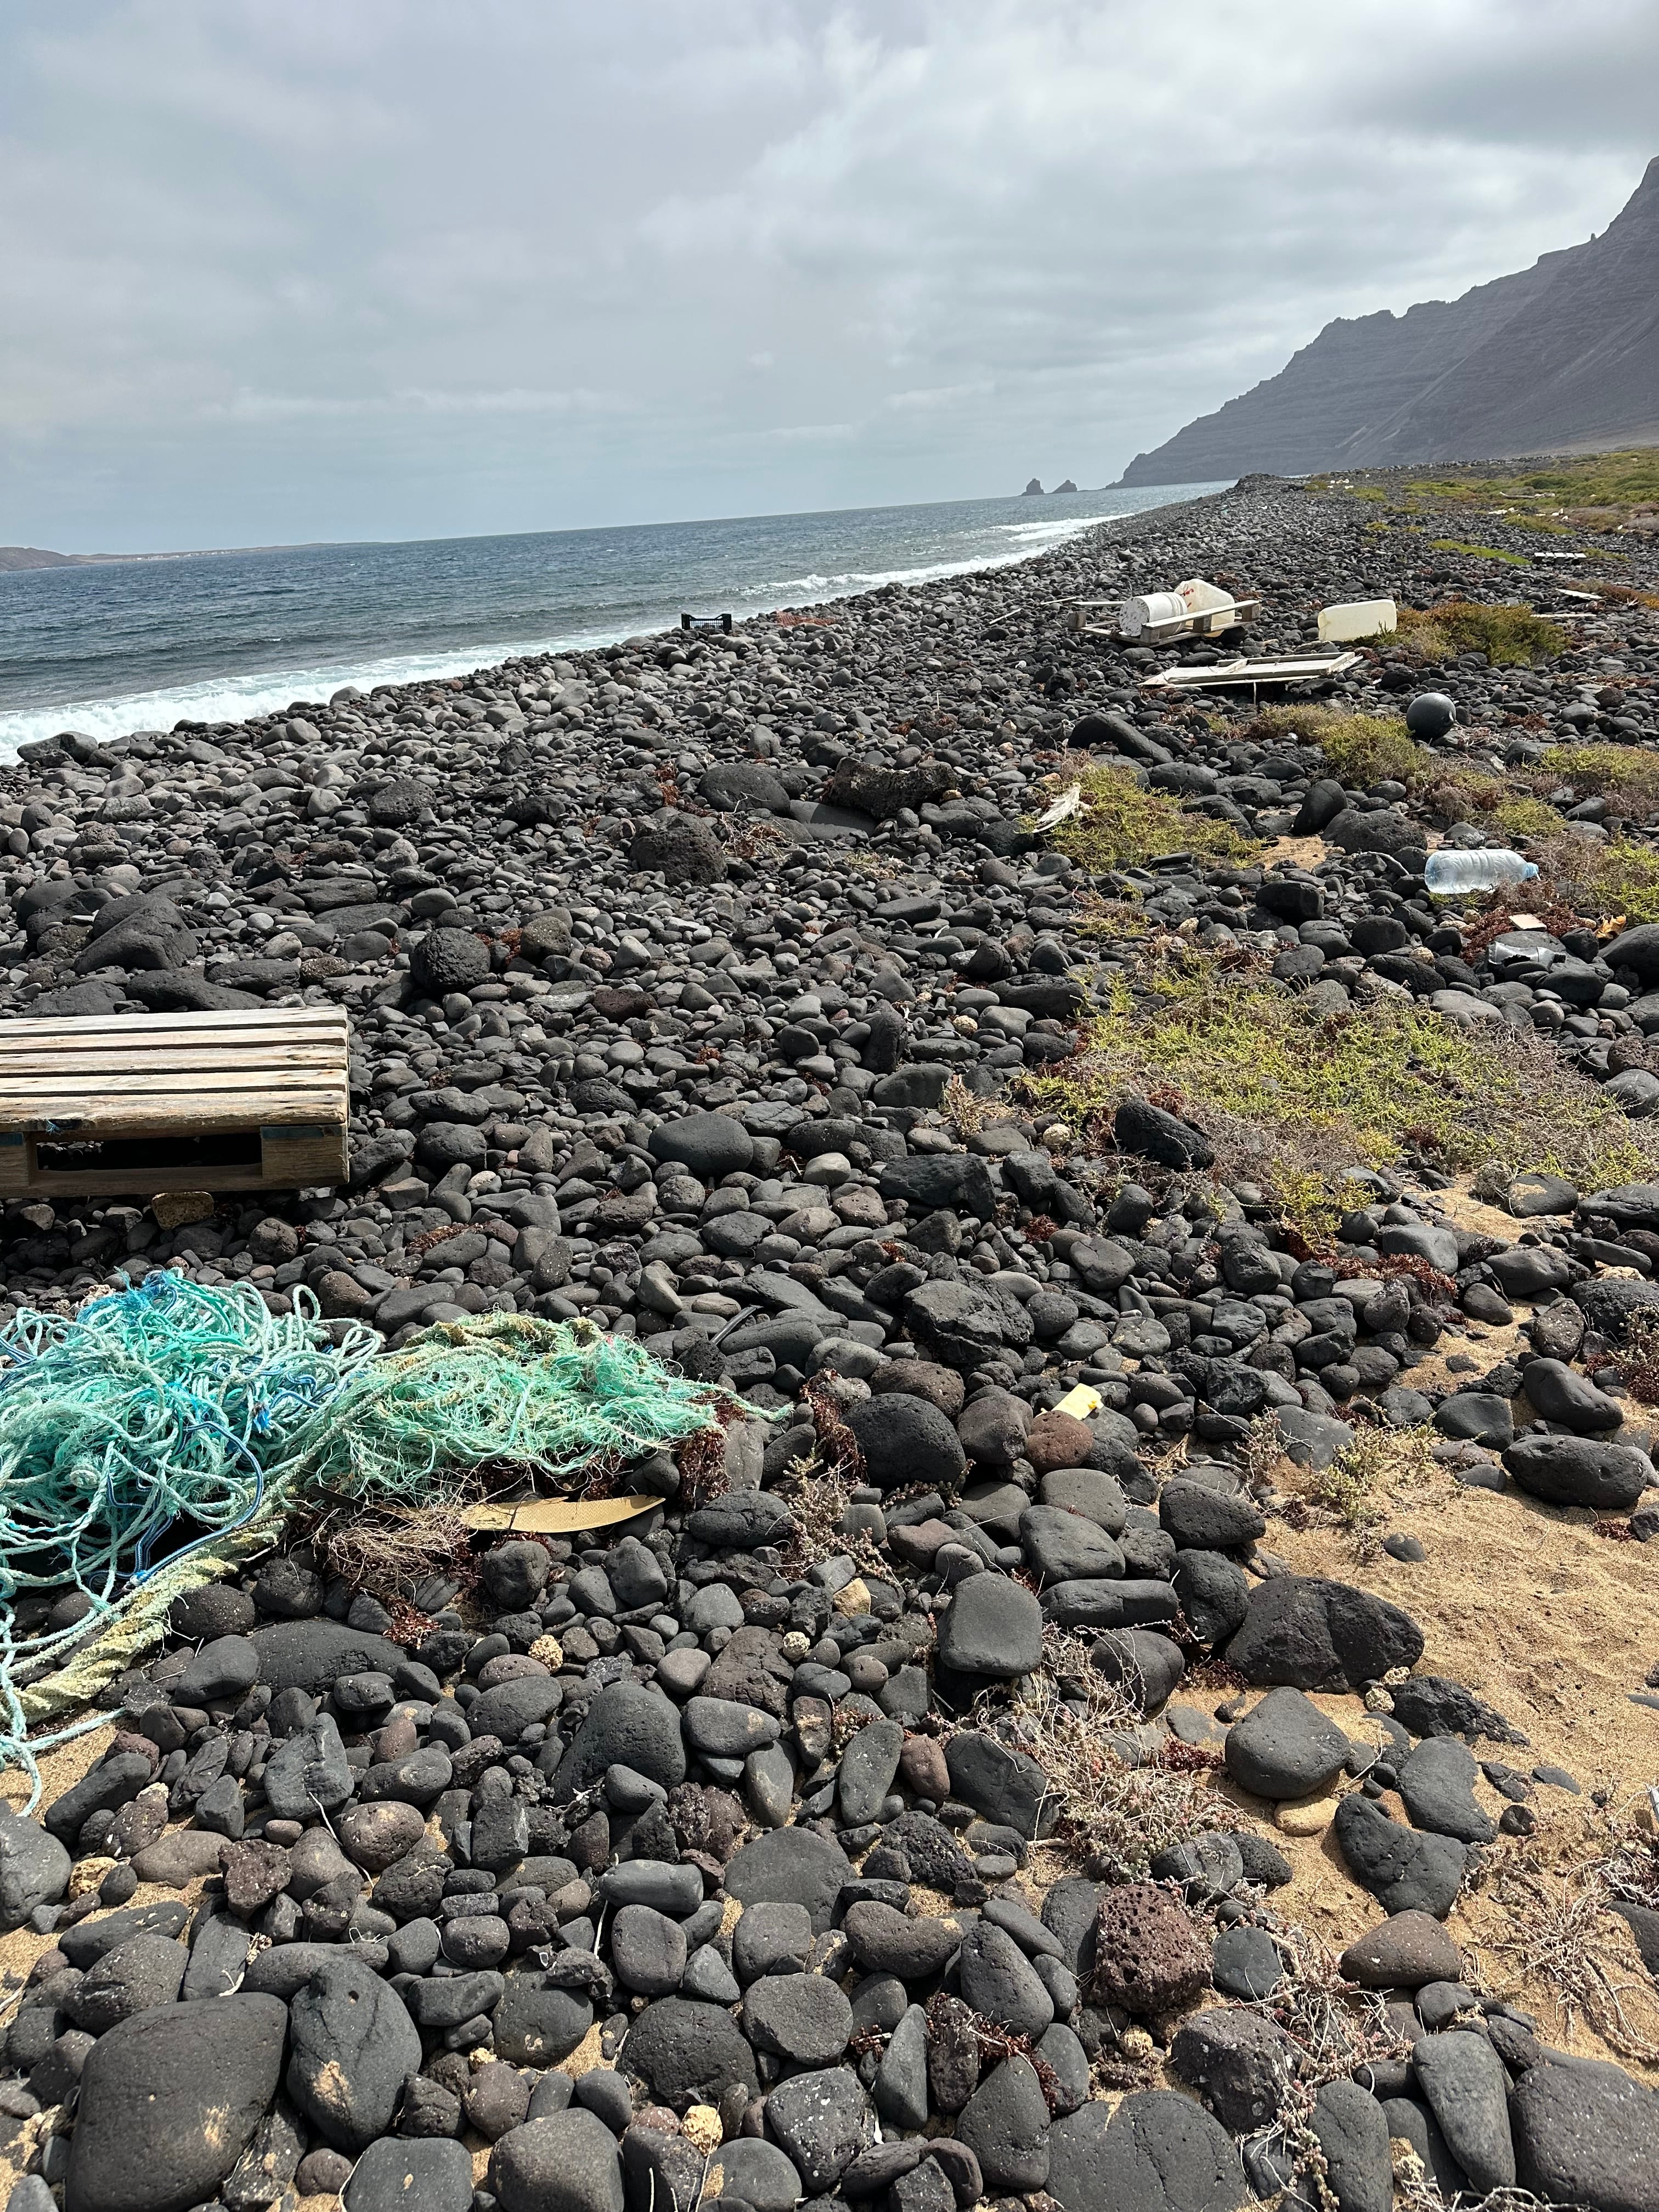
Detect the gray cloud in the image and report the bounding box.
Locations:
[1,0,1653,549]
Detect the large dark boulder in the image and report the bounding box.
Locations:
[945,1730,1057,1841]
[877,1153,998,1222]
[1114,1097,1214,1170]
[649,1111,754,1179]
[1603,923,1659,982]
[1510,2047,1659,2211]
[701,761,792,814]
[1225,1576,1423,1691]
[249,1618,406,1691]
[552,1680,687,1801]
[409,926,492,997]
[365,775,435,826]
[490,2111,625,2212]
[624,1997,760,2111]
[1046,2090,1248,2212]
[905,1279,1032,1372]
[286,1956,421,2152]
[823,757,951,820]
[1333,1796,1466,1920]
[1168,2009,1292,2134]
[846,1393,967,1492]
[630,809,726,884]
[0,1802,71,1930]
[64,1996,287,2212]
[725,1827,852,1933]
[1502,1434,1653,1510]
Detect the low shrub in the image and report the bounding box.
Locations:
[1542,744,1659,819]
[1248,705,1426,787]
[1397,600,1565,667]
[1046,764,1260,872]
[1420,770,1563,845]
[1429,538,1531,567]
[1021,944,1656,1238]
[1536,836,1659,926]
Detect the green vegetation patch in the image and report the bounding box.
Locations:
[1431,539,1531,567]
[1397,601,1565,667]
[1398,450,1659,529]
[1542,744,1659,819]
[1022,946,1653,1238]
[1307,1424,1441,1557]
[1250,705,1427,786]
[1419,768,1564,845]
[1046,764,1260,872]
[1537,837,1659,927]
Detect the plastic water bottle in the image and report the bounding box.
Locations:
[1424,849,1539,896]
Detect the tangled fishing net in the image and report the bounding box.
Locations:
[0,1271,756,1803]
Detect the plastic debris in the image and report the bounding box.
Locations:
[1034,783,1083,828]
[1424,850,1539,895]
[1318,597,1396,641]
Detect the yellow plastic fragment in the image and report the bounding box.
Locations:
[461,1493,662,1533]
[1054,1384,1103,1421]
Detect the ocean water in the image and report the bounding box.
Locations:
[0,484,1221,759]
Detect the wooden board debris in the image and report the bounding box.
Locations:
[0,1006,350,1198]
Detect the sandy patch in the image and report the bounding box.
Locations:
[1260,834,1330,871]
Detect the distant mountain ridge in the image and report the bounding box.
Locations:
[0,546,100,572]
[1120,156,1659,485]
[0,542,338,572]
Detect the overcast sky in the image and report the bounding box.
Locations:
[2,0,1654,552]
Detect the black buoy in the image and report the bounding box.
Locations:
[1406,691,1456,740]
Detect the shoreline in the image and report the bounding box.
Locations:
[0,483,1224,759]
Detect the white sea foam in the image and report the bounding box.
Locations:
[0,631,613,758]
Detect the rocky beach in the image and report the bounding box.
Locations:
[5,469,1659,2212]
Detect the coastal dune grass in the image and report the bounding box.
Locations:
[1246,703,1659,928]
[1250,704,1426,787]
[1429,539,1531,567]
[1403,449,1659,529]
[1024,946,1655,1237]
[1244,703,1659,844]
[1248,704,1565,838]
[1417,768,1564,844]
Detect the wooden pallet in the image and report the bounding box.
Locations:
[0,1007,351,1198]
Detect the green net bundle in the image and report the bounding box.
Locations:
[0,1271,751,1800]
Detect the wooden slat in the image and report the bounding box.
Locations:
[1141,652,1361,688]
[0,1062,346,1087]
[9,1165,270,1197]
[2,1053,347,1088]
[0,1007,346,1031]
[0,1051,345,1080]
[10,1154,348,1199]
[1,1096,343,1130]
[0,1013,345,1040]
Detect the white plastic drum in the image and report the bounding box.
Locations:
[1118,592,1187,637]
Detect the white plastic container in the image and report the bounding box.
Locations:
[1424,849,1539,896]
[1318,597,1397,642]
[1176,577,1237,617]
